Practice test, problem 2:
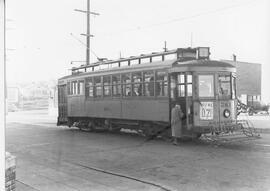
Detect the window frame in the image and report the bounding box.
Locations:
[218,73,232,99]
[94,76,102,98]
[198,74,215,98]
[78,80,85,95]
[103,75,112,97]
[143,70,155,97]
[156,70,168,97]
[132,72,143,97]
[121,73,132,97]
[85,77,94,98]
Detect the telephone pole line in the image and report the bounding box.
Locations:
[75,0,99,65]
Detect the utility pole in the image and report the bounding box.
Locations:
[75,0,99,65]
[86,0,90,65]
[163,41,167,52]
[190,32,193,48]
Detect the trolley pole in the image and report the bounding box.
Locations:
[75,0,99,65]
[86,0,90,65]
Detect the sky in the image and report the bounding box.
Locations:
[5,0,270,102]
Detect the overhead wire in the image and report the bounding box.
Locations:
[97,0,260,37]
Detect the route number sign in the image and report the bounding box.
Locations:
[200,102,213,120]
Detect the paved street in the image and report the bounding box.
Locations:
[6,110,270,191]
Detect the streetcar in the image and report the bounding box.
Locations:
[57,47,256,139]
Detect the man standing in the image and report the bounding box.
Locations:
[171,104,184,145]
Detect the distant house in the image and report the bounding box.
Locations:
[222,59,261,108]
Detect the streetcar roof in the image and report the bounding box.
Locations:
[175,60,235,68]
[59,59,176,80]
[59,59,235,81]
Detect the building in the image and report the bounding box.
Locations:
[222,59,261,108]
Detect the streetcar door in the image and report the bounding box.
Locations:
[170,72,193,129]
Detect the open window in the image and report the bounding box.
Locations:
[156,71,168,97]
[85,77,94,97]
[78,80,84,95]
[112,75,121,97]
[132,72,142,96]
[122,73,131,97]
[94,76,102,97]
[144,71,154,96]
[103,76,111,97]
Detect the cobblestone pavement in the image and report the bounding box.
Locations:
[6,110,270,191]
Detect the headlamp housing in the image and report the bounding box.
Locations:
[223,109,231,118]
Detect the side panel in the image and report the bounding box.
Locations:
[67,96,86,117]
[85,99,122,119]
[67,96,170,122]
[121,99,169,122]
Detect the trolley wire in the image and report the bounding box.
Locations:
[98,0,261,37]
[70,33,100,60]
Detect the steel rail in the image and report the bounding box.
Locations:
[67,161,171,191]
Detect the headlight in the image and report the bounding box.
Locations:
[224,109,230,118]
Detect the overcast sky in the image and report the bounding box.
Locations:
[5,0,270,102]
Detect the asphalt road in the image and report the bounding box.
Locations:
[5,110,270,191]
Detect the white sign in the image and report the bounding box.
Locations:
[200,102,213,120]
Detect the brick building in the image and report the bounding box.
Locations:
[222,60,261,108]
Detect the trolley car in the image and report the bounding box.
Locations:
[57,47,250,138]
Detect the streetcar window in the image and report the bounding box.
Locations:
[100,64,109,70]
[144,71,154,96]
[170,76,176,99]
[178,84,185,97]
[132,72,142,96]
[232,76,236,99]
[112,62,119,68]
[112,75,121,97]
[187,75,192,83]
[85,77,94,97]
[187,74,193,97]
[152,56,162,62]
[156,71,168,96]
[78,80,84,95]
[178,74,185,83]
[140,58,150,64]
[72,81,77,95]
[93,66,99,71]
[103,76,111,97]
[218,74,231,99]
[176,73,186,97]
[122,73,131,96]
[120,61,129,67]
[130,59,139,65]
[198,75,214,97]
[94,76,102,97]
[67,82,71,95]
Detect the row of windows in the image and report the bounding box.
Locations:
[67,71,168,98]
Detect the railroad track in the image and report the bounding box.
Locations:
[67,160,172,191]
